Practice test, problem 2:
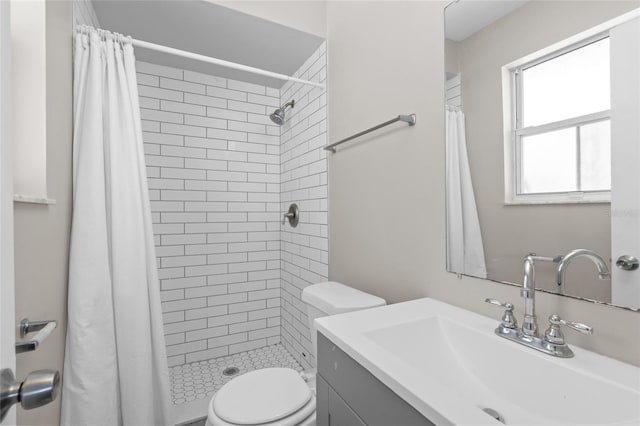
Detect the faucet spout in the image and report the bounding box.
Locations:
[521,255,538,337]
[556,249,611,291]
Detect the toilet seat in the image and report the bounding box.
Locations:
[208,368,316,426]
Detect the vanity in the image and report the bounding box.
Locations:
[314,298,640,425]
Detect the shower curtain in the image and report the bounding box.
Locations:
[446,107,487,278]
[61,27,171,425]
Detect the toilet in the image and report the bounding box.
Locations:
[206,281,386,426]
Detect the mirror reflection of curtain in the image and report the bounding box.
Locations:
[446,106,487,278]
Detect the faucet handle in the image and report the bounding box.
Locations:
[544,314,593,345]
[484,298,517,329]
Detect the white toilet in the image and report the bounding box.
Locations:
[206,281,386,426]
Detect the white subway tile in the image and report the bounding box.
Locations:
[185,284,228,299]
[161,123,206,137]
[207,272,248,286]
[148,179,184,190]
[207,128,248,142]
[228,281,266,294]
[161,255,207,268]
[228,261,266,273]
[207,107,247,121]
[161,212,206,223]
[138,85,183,102]
[160,145,207,161]
[184,223,227,234]
[227,80,266,95]
[185,325,228,342]
[161,276,207,291]
[228,120,266,134]
[227,100,266,114]
[161,234,206,245]
[184,70,226,88]
[185,180,227,191]
[247,93,279,107]
[160,77,205,95]
[184,92,227,108]
[208,292,247,307]
[227,300,266,314]
[163,319,207,335]
[155,245,185,257]
[140,108,183,124]
[143,131,184,146]
[162,297,206,313]
[248,326,279,340]
[207,149,247,162]
[185,305,228,320]
[228,242,266,253]
[185,243,227,256]
[141,120,160,132]
[136,61,183,79]
[163,311,185,324]
[161,188,207,200]
[206,212,247,223]
[145,155,184,168]
[185,114,227,130]
[208,333,248,349]
[139,97,160,109]
[186,347,228,363]
[161,100,206,116]
[229,339,266,354]
[185,264,228,278]
[166,340,207,357]
[206,86,247,101]
[184,201,227,212]
[208,233,247,244]
[207,170,247,182]
[186,158,227,171]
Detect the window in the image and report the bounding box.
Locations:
[510,35,611,203]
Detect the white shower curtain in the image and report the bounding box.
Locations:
[62,27,171,425]
[446,107,487,278]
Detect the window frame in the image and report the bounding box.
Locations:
[508,33,611,205]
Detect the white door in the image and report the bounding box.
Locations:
[0,0,16,424]
[610,17,640,307]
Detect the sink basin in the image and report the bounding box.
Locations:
[315,298,640,425]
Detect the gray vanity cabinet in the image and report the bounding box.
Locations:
[316,333,435,426]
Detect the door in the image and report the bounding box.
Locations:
[0,0,16,424]
[610,17,640,307]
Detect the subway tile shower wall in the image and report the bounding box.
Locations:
[138,61,284,366]
[279,42,328,369]
[138,41,327,367]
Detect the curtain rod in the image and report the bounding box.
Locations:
[76,26,325,89]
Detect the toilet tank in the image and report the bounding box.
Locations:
[301,282,386,361]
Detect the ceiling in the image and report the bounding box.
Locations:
[445,0,529,42]
[92,0,325,88]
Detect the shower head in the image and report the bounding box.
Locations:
[269,100,295,125]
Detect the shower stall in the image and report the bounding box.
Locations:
[72,0,328,422]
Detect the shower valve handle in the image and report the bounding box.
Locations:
[282,204,299,227]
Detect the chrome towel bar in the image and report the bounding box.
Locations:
[324,113,416,153]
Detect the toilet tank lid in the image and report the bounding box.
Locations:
[301,281,386,315]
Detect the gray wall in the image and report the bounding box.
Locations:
[326,0,640,367]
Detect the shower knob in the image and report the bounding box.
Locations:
[282,203,299,227]
[1,368,60,421]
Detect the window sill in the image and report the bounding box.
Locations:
[13,194,56,205]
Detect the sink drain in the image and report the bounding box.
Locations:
[222,366,240,377]
[482,408,505,424]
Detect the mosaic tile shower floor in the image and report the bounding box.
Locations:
[170,343,303,405]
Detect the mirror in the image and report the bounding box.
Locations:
[444,0,640,309]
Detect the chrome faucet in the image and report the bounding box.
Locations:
[485,255,593,357]
[556,249,610,293]
[521,255,538,337]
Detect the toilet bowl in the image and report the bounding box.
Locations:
[206,281,386,426]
